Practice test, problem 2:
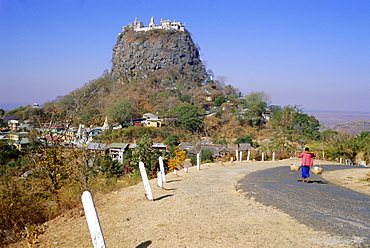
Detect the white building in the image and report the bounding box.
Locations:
[122,16,185,33]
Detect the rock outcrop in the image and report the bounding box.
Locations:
[110,26,206,86]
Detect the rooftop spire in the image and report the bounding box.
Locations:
[149,15,155,27]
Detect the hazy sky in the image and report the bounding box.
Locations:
[1,0,369,112]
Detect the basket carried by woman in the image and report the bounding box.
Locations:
[311,165,323,175]
[290,164,301,171]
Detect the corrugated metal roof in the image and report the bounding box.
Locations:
[239,143,253,150]
[85,142,108,150]
[108,143,129,149]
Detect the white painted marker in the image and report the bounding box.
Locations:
[139,161,154,201]
[197,152,201,170]
[157,171,163,188]
[159,156,166,182]
[81,191,106,248]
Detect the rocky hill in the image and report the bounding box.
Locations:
[111,24,206,87]
[52,18,239,125]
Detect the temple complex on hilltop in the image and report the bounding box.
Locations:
[122,16,185,32]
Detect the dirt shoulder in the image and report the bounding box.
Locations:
[321,167,370,196]
[15,159,369,247]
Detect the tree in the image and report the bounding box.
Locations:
[201,148,214,162]
[239,92,270,128]
[97,156,122,178]
[131,135,157,174]
[55,76,111,124]
[234,135,253,145]
[107,99,133,127]
[172,105,203,133]
[242,91,271,108]
[347,131,370,164]
[28,142,79,198]
[0,141,20,165]
[320,129,353,161]
[272,107,320,142]
[0,119,6,128]
[164,134,180,149]
[0,141,21,175]
[165,134,181,158]
[270,105,321,157]
[293,113,320,141]
[168,148,186,171]
[270,105,301,156]
[214,96,227,106]
[72,146,107,185]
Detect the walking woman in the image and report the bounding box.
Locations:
[298,147,316,183]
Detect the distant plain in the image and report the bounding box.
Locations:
[307,110,370,134]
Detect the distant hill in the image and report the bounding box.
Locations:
[306,111,370,134]
[330,120,370,135]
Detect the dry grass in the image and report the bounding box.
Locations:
[0,175,142,246]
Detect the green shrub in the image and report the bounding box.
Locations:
[234,135,253,144]
[201,149,214,162]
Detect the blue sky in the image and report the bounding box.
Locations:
[1,0,369,112]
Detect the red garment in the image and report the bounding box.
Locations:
[298,152,316,166]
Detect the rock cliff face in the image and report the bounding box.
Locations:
[110,29,206,85]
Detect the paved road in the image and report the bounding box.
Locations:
[238,164,370,247]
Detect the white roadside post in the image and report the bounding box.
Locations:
[262,152,265,161]
[240,151,242,161]
[158,156,166,182]
[184,160,189,172]
[197,152,201,170]
[340,158,343,164]
[157,171,163,188]
[139,161,154,201]
[236,149,239,161]
[272,152,275,161]
[247,150,251,161]
[81,191,106,248]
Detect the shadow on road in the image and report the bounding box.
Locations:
[136,240,152,248]
[166,179,181,183]
[154,194,174,201]
[163,187,177,191]
[296,180,328,184]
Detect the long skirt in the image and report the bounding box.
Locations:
[301,166,310,178]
